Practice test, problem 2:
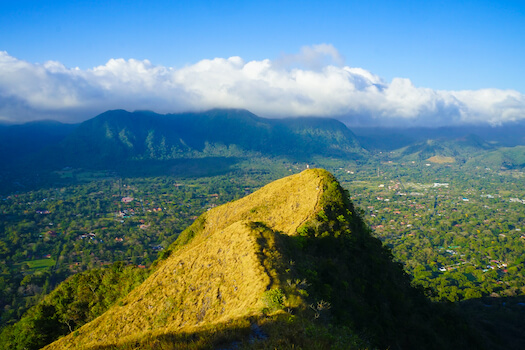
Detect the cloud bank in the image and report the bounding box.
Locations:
[1,45,524,126]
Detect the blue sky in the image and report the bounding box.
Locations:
[1,0,525,125]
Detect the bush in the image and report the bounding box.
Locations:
[262,288,285,313]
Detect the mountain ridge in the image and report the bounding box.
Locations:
[42,169,481,350]
[3,108,525,178]
[43,169,327,349]
[43,109,364,169]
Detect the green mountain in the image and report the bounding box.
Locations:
[23,169,480,350]
[352,123,525,150]
[387,133,525,169]
[386,134,495,164]
[42,109,363,169]
[466,145,525,169]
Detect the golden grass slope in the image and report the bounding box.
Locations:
[44,169,328,349]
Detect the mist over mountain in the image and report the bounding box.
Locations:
[2,49,525,127]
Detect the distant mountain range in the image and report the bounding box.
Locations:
[53,108,363,166]
[352,123,525,150]
[354,128,525,168]
[0,109,362,171]
[2,109,525,174]
[382,134,494,164]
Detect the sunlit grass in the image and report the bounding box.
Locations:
[44,169,332,349]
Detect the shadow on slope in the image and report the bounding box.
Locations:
[457,296,525,350]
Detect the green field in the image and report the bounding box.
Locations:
[25,258,56,270]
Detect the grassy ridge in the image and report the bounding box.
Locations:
[43,169,327,349]
[30,169,482,349]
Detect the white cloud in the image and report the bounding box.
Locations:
[0,47,524,126]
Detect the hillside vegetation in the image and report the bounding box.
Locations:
[41,169,480,350]
[0,263,149,350]
[41,109,363,170]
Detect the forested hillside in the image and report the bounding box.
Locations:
[37,109,364,169]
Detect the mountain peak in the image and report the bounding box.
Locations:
[44,169,477,350]
[44,169,334,349]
